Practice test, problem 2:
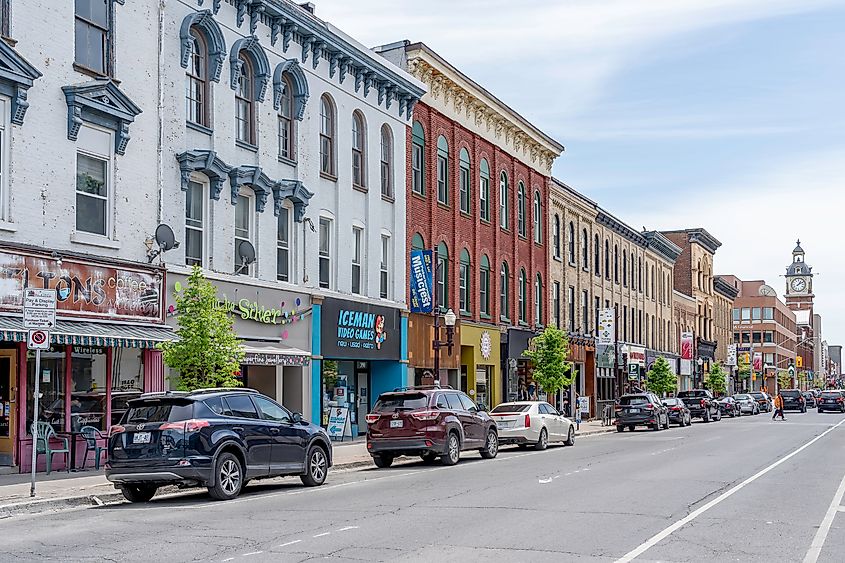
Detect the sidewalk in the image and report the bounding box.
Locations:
[0,422,612,517]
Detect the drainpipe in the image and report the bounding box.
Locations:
[156,0,166,224]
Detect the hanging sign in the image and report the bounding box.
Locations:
[726,344,737,367]
[597,309,615,345]
[680,332,694,361]
[409,250,434,313]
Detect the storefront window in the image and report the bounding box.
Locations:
[70,347,108,431]
[27,349,66,433]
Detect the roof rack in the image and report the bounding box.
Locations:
[391,385,454,392]
[188,387,260,394]
[138,391,188,398]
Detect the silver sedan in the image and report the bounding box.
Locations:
[733,394,760,415]
[490,401,575,450]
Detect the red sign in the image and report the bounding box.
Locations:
[680,332,694,360]
[0,250,163,322]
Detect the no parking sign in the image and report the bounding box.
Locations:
[27,329,50,350]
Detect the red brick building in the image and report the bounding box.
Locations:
[376,41,563,406]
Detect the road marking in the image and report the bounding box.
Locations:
[313,532,330,538]
[275,540,301,548]
[615,417,845,563]
[803,471,845,563]
[242,552,263,557]
[837,506,845,513]
[337,526,359,531]
[221,558,234,562]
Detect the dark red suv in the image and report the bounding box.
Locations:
[366,387,499,467]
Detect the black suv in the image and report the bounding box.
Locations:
[677,389,721,422]
[780,389,806,412]
[615,393,670,432]
[106,389,332,502]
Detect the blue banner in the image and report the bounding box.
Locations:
[409,249,434,313]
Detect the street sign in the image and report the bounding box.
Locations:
[23,308,55,329]
[23,288,56,329]
[27,329,49,350]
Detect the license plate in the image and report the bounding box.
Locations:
[390,420,403,428]
[497,422,511,429]
[628,408,640,414]
[132,432,151,444]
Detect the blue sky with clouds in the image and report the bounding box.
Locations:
[315,0,845,348]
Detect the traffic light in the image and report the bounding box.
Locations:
[796,355,803,368]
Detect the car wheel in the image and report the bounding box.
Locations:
[616,425,625,433]
[650,422,659,431]
[663,416,670,430]
[420,453,439,464]
[480,428,499,459]
[715,410,722,422]
[628,425,636,432]
[535,428,549,451]
[564,426,575,446]
[300,445,329,487]
[441,432,461,466]
[120,484,157,503]
[208,452,243,501]
[372,454,394,468]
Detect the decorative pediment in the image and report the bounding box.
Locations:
[273,180,313,223]
[273,58,308,120]
[180,11,227,83]
[230,36,271,102]
[176,150,232,200]
[62,80,142,155]
[228,165,272,212]
[0,39,42,125]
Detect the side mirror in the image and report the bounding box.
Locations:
[477,403,488,412]
[292,412,303,424]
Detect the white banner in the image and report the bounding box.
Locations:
[597,308,615,345]
[680,359,692,376]
[726,344,737,367]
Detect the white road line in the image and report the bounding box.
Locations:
[615,417,845,563]
[242,552,263,557]
[337,526,359,532]
[803,471,845,563]
[221,558,234,562]
[275,540,301,548]
[313,532,330,538]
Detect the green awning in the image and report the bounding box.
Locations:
[0,316,174,348]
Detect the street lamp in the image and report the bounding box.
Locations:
[697,357,704,388]
[432,308,457,386]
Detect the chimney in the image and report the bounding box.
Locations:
[299,2,316,14]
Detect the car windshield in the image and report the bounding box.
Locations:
[781,390,801,397]
[123,399,195,423]
[491,404,531,413]
[735,395,751,400]
[662,399,678,405]
[678,391,706,398]
[718,398,732,402]
[821,391,841,398]
[372,393,428,412]
[620,396,650,406]
[749,393,764,399]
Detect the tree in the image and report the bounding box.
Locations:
[704,363,727,396]
[160,266,244,391]
[646,356,677,396]
[523,325,572,397]
[777,370,791,390]
[737,364,751,380]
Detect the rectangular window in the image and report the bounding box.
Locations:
[733,332,740,343]
[76,153,108,236]
[764,331,774,344]
[75,0,111,75]
[741,332,750,343]
[411,142,424,195]
[277,207,290,282]
[380,235,389,299]
[595,297,600,334]
[741,308,751,322]
[278,114,292,161]
[480,267,490,316]
[479,176,489,221]
[437,154,448,204]
[234,195,252,275]
[752,332,762,344]
[763,307,774,320]
[459,262,469,313]
[732,308,740,322]
[186,35,207,127]
[0,0,9,38]
[623,306,628,342]
[553,282,561,328]
[185,180,204,266]
[459,165,470,214]
[235,77,252,144]
[752,307,761,321]
[582,290,588,333]
[351,227,363,295]
[380,141,392,198]
[568,286,575,332]
[764,353,775,366]
[319,218,331,289]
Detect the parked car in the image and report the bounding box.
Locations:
[615,393,670,432]
[106,388,332,503]
[662,398,691,427]
[677,390,721,422]
[817,390,845,413]
[366,387,498,467]
[802,392,817,408]
[749,392,772,413]
[780,389,806,412]
[490,401,575,450]
[716,396,741,418]
[733,394,760,415]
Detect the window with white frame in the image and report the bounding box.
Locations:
[234,194,252,275]
[235,54,255,145]
[479,159,490,222]
[277,206,290,282]
[319,95,335,177]
[76,153,109,236]
[533,191,541,244]
[380,125,393,198]
[319,217,331,288]
[186,29,209,127]
[352,112,366,188]
[380,234,389,299]
[351,226,363,294]
[517,182,526,237]
[459,148,470,214]
[278,77,294,161]
[411,121,424,196]
[436,136,449,205]
[499,172,509,229]
[518,268,527,323]
[459,249,471,314]
[74,0,113,76]
[185,180,204,266]
[535,274,542,325]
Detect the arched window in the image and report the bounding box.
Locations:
[277,75,294,161]
[533,191,542,243]
[500,262,510,319]
[568,222,575,263]
[518,268,527,322]
[535,274,543,325]
[459,148,471,214]
[436,135,449,205]
[622,249,628,287]
[499,172,509,229]
[352,111,366,188]
[437,242,449,309]
[459,249,471,313]
[186,29,209,127]
[235,54,255,144]
[638,257,643,291]
[319,95,335,176]
[411,121,425,195]
[411,232,425,252]
[479,159,490,221]
[604,239,610,279]
[380,124,393,198]
[582,229,588,269]
[553,215,561,259]
[651,264,656,296]
[517,182,526,237]
[613,244,619,283]
[630,253,635,288]
[594,234,601,276]
[479,255,490,316]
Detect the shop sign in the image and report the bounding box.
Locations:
[625,346,646,365]
[327,406,350,440]
[242,351,310,367]
[596,344,616,369]
[480,331,492,360]
[597,309,614,345]
[320,298,401,360]
[753,352,763,372]
[0,250,162,322]
[409,250,434,314]
[680,332,694,360]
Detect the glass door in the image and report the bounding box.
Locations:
[0,351,17,463]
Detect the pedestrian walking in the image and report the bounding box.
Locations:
[772,391,786,421]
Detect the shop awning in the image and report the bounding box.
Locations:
[242,341,311,367]
[0,316,174,348]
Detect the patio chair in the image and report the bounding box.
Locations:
[35,421,70,474]
[80,425,107,470]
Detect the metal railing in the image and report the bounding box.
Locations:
[598,400,615,426]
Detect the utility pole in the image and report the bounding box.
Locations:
[432,247,440,386]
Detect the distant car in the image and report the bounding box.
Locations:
[615,393,670,432]
[677,389,721,422]
[716,397,741,418]
[490,401,575,450]
[803,392,817,408]
[733,394,759,415]
[817,390,845,413]
[749,392,772,413]
[662,398,691,427]
[366,387,499,467]
[780,389,806,412]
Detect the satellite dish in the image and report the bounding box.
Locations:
[759,284,776,297]
[155,224,178,252]
[238,241,256,265]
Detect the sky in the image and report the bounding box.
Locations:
[314,0,845,347]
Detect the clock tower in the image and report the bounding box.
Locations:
[785,240,814,308]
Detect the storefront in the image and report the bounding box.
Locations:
[594,344,617,418]
[166,272,312,419]
[563,337,595,417]
[458,323,500,409]
[406,313,460,388]
[503,327,538,404]
[0,247,171,471]
[314,298,406,438]
[624,345,646,392]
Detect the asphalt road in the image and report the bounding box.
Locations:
[6,409,845,562]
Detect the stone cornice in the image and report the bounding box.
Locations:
[642,231,683,264]
[713,276,739,300]
[405,50,563,175]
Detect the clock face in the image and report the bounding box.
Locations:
[791,277,807,292]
